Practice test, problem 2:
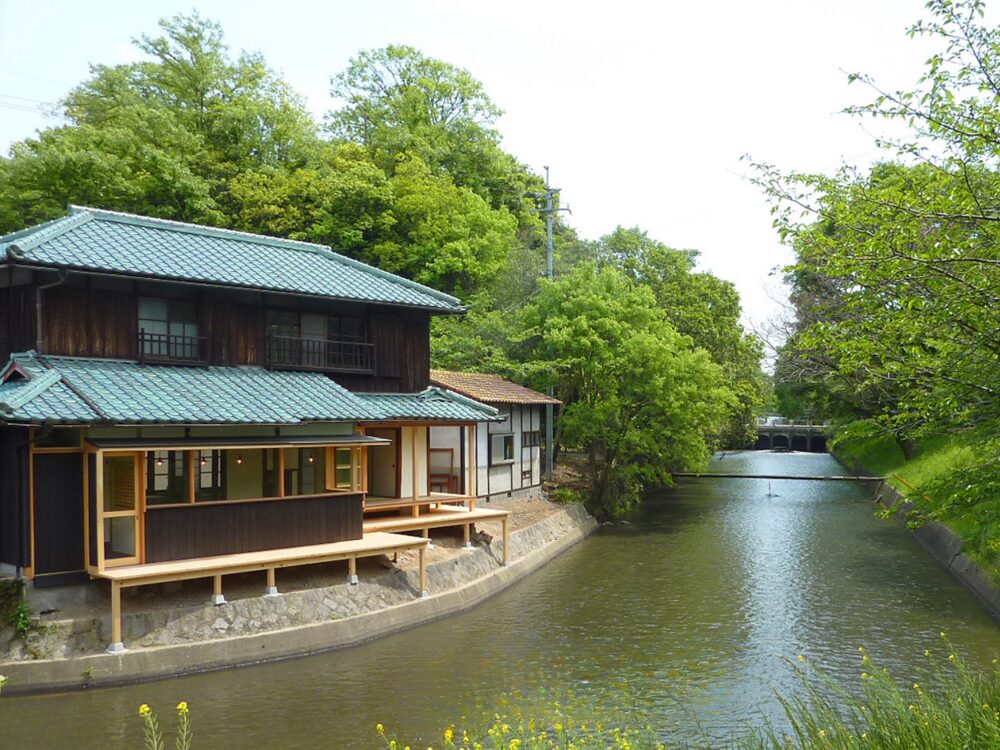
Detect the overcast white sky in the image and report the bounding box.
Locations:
[0,1,943,332]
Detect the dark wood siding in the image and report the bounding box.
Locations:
[204,300,265,366]
[32,453,85,579]
[0,427,30,568]
[43,285,136,359]
[0,284,36,363]
[143,493,364,563]
[35,278,432,393]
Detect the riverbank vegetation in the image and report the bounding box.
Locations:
[0,12,766,519]
[757,0,1000,561]
[371,643,999,749]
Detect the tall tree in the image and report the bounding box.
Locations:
[754,0,1000,435]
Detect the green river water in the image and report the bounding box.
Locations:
[2,451,999,748]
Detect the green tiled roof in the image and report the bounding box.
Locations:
[0,207,464,312]
[360,387,502,422]
[0,352,382,425]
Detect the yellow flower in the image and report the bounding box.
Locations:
[444,726,454,742]
[861,732,868,740]
[925,649,931,657]
[858,646,865,653]
[797,654,805,662]
[940,631,947,639]
[138,704,151,717]
[913,683,920,690]
[176,701,189,715]
[861,672,869,680]
[377,723,385,734]
[819,729,826,738]
[949,653,957,661]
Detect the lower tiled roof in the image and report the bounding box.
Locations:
[429,369,560,405]
[360,387,501,422]
[0,352,381,425]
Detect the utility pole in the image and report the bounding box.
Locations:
[529,166,570,484]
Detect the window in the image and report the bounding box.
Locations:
[266,310,370,371]
[146,451,189,506]
[334,448,353,489]
[490,433,515,465]
[138,298,201,361]
[196,450,226,501]
[522,431,541,448]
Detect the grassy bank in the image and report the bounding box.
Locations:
[831,420,1000,584]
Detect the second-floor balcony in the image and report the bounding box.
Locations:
[266,334,374,374]
[138,330,209,365]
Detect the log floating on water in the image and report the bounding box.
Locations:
[673,473,884,481]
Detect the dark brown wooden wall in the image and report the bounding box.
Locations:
[37,283,431,392]
[0,427,30,569]
[32,452,85,579]
[0,285,36,364]
[143,493,363,563]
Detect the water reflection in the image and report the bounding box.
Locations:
[1,451,998,748]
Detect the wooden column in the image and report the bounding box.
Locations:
[468,424,477,510]
[418,545,427,595]
[187,450,196,503]
[502,515,509,565]
[211,574,225,605]
[411,426,419,517]
[277,449,286,498]
[348,556,358,585]
[265,567,278,596]
[107,580,126,653]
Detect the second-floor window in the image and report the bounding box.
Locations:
[138,298,201,362]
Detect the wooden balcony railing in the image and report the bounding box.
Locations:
[266,333,374,374]
[138,330,209,365]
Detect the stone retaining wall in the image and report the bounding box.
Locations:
[0,503,596,694]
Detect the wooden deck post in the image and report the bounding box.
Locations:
[502,515,509,565]
[468,423,477,511]
[418,545,427,596]
[265,567,279,597]
[348,556,358,585]
[107,580,126,653]
[211,574,226,605]
[463,523,472,549]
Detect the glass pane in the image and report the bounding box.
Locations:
[196,451,227,501]
[103,455,136,512]
[104,516,136,560]
[146,451,188,506]
[138,297,167,322]
[301,313,326,340]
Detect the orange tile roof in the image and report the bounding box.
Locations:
[429,370,561,406]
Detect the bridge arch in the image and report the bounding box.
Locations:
[755,433,771,450]
[772,433,790,449]
[791,434,808,451]
[810,435,827,452]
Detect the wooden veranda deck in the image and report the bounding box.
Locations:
[97,531,429,653]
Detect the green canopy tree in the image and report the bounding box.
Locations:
[520,264,733,517]
[595,226,767,445]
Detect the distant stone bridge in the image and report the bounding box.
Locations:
[754,419,829,452]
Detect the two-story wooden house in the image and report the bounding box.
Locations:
[0,207,507,651]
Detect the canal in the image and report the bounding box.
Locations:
[2,451,999,748]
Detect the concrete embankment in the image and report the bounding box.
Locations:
[0,502,597,694]
[836,451,1000,625]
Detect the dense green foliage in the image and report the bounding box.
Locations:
[0,13,765,516]
[757,0,1000,438]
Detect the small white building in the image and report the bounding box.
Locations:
[429,370,560,503]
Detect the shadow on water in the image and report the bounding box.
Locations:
[1,451,998,749]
